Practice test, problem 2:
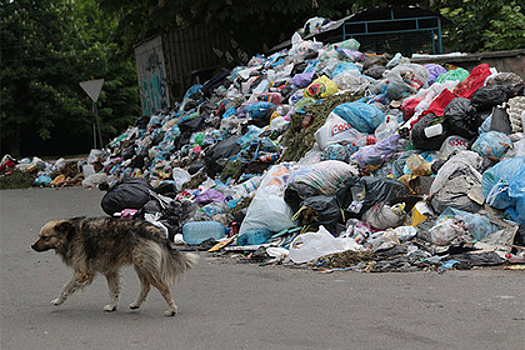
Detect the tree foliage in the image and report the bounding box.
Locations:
[1,0,522,157]
[434,0,525,52]
[100,0,523,57]
[1,0,140,157]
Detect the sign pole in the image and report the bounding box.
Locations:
[79,79,105,149]
[93,122,97,149]
[93,102,103,149]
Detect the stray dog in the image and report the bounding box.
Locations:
[31,217,198,316]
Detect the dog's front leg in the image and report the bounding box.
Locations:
[103,271,121,312]
[51,272,94,306]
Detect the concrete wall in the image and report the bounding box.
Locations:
[411,49,525,80]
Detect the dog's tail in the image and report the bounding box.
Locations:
[138,240,199,286]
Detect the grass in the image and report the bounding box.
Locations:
[0,170,37,190]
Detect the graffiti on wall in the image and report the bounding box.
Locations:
[135,36,170,116]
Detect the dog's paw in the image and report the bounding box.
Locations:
[104,304,117,312]
[164,308,177,317]
[51,298,63,306]
[129,303,140,310]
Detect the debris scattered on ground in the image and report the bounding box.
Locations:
[4,21,524,273]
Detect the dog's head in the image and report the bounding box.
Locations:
[31,220,73,252]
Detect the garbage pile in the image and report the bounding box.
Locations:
[3,30,525,272]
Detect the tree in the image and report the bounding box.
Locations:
[0,0,140,157]
[433,0,525,52]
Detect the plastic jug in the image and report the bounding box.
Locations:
[182,221,227,245]
[237,229,273,246]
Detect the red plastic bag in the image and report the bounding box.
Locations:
[453,64,492,99]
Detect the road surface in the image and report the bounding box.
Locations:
[1,187,523,349]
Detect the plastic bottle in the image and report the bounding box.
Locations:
[182,221,227,245]
[424,123,443,138]
[231,177,262,197]
[237,229,273,246]
[406,154,431,175]
[260,153,280,163]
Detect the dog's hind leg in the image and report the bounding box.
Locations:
[51,272,94,306]
[103,271,121,312]
[150,279,178,317]
[129,266,151,310]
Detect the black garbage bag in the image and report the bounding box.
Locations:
[204,135,241,177]
[292,61,308,76]
[280,84,296,101]
[411,113,450,151]
[101,178,152,216]
[363,64,386,80]
[134,115,150,129]
[160,199,200,234]
[452,251,504,268]
[141,199,163,215]
[129,155,145,169]
[202,69,231,98]
[179,115,205,133]
[153,181,178,196]
[336,175,410,218]
[485,72,524,97]
[444,97,480,139]
[284,182,319,213]
[471,84,511,111]
[363,55,388,70]
[129,148,148,169]
[294,195,342,232]
[151,130,165,146]
[512,225,525,254]
[120,145,135,160]
[187,159,205,175]
[489,107,512,135]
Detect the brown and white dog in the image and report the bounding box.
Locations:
[31,217,198,316]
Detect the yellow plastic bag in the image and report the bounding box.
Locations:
[304,75,338,99]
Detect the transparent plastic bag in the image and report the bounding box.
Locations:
[288,226,360,263]
[314,112,366,150]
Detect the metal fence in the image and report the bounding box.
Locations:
[342,11,443,55]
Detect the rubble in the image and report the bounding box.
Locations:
[3,27,525,273]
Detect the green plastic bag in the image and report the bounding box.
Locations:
[435,67,469,84]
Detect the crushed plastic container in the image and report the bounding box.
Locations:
[237,228,273,246]
[182,221,227,245]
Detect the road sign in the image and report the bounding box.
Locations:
[79,79,104,103]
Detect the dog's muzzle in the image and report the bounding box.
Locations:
[31,242,50,252]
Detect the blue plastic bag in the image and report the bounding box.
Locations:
[34,175,52,187]
[437,207,499,241]
[331,62,361,78]
[246,101,274,120]
[506,196,525,225]
[332,101,385,134]
[184,84,203,100]
[472,131,512,161]
[481,156,525,210]
[321,144,351,162]
[223,106,237,119]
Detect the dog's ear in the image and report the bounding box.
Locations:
[54,221,74,236]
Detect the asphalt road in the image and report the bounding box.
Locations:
[1,187,524,350]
